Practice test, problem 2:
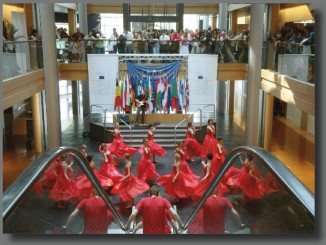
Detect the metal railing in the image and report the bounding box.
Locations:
[119,119,133,144]
[174,118,188,144]
[3,146,128,233]
[181,146,315,233]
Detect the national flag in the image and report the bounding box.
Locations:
[185,78,189,110]
[178,78,184,109]
[114,77,121,110]
[129,75,135,110]
[162,76,169,111]
[171,77,178,110]
[156,76,165,111]
[125,76,130,111]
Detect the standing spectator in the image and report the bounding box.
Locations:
[62,189,115,234]
[125,185,185,234]
[179,32,189,54]
[202,188,244,234]
[152,31,160,54]
[60,28,69,39]
[108,28,119,54]
[71,27,85,41]
[300,25,314,54]
[159,30,170,54]
[116,34,126,54]
[94,33,105,54]
[123,28,133,53]
[84,32,95,61]
[56,27,62,40]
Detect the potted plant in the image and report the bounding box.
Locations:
[3,18,25,52]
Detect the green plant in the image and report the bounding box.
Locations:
[3,18,25,41]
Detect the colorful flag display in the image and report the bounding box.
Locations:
[114,61,189,113]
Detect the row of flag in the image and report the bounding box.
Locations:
[114,75,189,112]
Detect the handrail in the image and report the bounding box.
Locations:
[180,146,315,233]
[187,108,202,127]
[3,147,128,233]
[119,119,132,144]
[90,104,105,123]
[104,109,118,141]
[174,118,187,144]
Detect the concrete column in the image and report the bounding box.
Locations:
[32,93,43,153]
[82,80,90,115]
[263,93,274,151]
[39,3,62,149]
[68,8,76,36]
[245,4,265,146]
[216,80,227,114]
[78,3,88,34]
[71,80,79,115]
[218,3,228,31]
[229,80,235,117]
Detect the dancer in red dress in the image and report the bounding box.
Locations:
[200,119,218,162]
[233,153,265,204]
[158,153,198,202]
[108,123,137,159]
[48,153,79,208]
[111,153,150,208]
[76,155,114,200]
[99,143,111,162]
[174,141,199,179]
[99,154,123,185]
[184,122,203,161]
[147,125,166,163]
[137,138,160,182]
[192,153,229,202]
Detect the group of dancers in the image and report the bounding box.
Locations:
[32,119,280,211]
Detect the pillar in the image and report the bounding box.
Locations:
[78,3,88,34]
[82,80,90,115]
[263,93,274,151]
[68,8,76,36]
[229,80,235,117]
[71,80,79,115]
[218,3,228,31]
[32,93,43,153]
[245,4,265,146]
[39,3,62,149]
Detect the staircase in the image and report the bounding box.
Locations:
[105,124,187,149]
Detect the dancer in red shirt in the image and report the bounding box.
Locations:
[125,185,184,234]
[183,122,203,161]
[111,153,150,208]
[202,189,244,234]
[63,189,115,234]
[137,138,160,182]
[158,153,198,202]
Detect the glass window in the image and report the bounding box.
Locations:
[100,14,124,37]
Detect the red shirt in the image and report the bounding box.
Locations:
[203,195,233,234]
[136,196,172,234]
[77,196,115,234]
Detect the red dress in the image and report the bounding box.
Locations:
[111,165,150,203]
[234,162,265,200]
[157,163,198,199]
[147,132,166,156]
[137,147,160,182]
[184,129,203,160]
[200,127,218,158]
[262,172,284,195]
[48,161,79,202]
[99,158,123,185]
[192,164,229,202]
[174,147,199,179]
[108,131,137,158]
[76,164,114,200]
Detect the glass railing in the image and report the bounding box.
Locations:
[262,41,315,84]
[3,145,314,234]
[3,147,127,234]
[183,146,314,234]
[53,39,249,64]
[2,40,44,81]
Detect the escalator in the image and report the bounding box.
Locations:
[3,146,314,234]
